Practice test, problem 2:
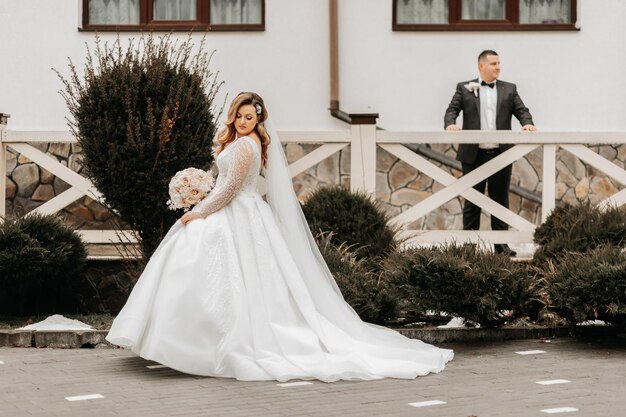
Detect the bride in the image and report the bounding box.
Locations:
[106,92,453,382]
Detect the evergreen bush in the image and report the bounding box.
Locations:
[316,233,396,324]
[533,203,626,264]
[545,245,626,328]
[56,34,223,257]
[0,214,88,314]
[382,244,536,327]
[302,186,398,262]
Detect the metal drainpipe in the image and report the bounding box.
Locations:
[328,0,353,123]
[329,0,339,112]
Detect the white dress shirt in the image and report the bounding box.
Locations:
[478,76,498,149]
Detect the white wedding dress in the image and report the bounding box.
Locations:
[106,135,453,382]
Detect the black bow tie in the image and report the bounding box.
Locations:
[481,81,495,88]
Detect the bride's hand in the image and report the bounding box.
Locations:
[181,212,203,225]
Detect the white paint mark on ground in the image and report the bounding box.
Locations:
[65,394,104,402]
[146,364,168,369]
[536,379,571,385]
[408,400,447,408]
[516,350,547,355]
[277,381,314,387]
[540,407,578,414]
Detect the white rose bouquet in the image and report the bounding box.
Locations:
[167,168,215,211]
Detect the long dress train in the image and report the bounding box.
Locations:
[106,135,453,382]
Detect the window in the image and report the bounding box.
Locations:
[393,0,577,31]
[82,0,265,31]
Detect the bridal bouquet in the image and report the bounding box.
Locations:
[167,168,215,211]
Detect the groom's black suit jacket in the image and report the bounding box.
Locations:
[444,79,534,164]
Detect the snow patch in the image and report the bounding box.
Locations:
[18,315,93,331]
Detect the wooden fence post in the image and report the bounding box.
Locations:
[0,113,10,219]
[349,113,378,194]
[541,144,557,222]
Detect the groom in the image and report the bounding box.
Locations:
[444,50,535,256]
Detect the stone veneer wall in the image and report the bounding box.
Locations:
[4,142,625,231]
[4,142,117,228]
[285,143,626,231]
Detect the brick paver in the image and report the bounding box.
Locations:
[0,337,624,417]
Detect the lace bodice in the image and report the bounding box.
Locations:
[194,136,261,217]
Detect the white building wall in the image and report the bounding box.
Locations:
[0,0,341,130]
[0,0,625,132]
[339,0,626,131]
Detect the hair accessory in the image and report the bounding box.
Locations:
[255,104,262,114]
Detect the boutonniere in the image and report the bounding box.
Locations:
[464,81,480,97]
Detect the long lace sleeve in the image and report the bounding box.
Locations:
[198,139,255,217]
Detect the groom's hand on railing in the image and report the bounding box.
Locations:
[446,125,462,131]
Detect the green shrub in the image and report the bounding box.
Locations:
[302,186,398,262]
[545,245,626,328]
[316,233,397,324]
[56,34,223,257]
[0,214,88,314]
[382,244,536,327]
[518,262,553,324]
[533,203,626,264]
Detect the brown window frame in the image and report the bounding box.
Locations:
[81,0,265,32]
[393,0,578,31]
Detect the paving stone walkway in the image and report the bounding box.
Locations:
[0,337,624,417]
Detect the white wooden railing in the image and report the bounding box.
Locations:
[376,130,626,246]
[278,126,626,247]
[3,114,626,249]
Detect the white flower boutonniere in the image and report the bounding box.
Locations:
[464,81,480,97]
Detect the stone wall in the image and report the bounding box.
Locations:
[286,143,626,230]
[4,143,117,228]
[4,142,625,231]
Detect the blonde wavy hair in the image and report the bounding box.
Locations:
[216,92,270,167]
